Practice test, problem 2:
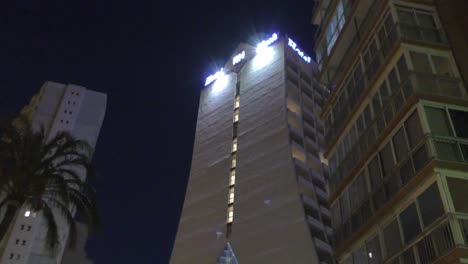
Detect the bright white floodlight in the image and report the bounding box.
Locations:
[205,68,224,86]
[212,72,228,93]
[256,33,278,54]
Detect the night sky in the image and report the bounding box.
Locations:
[0,1,316,263]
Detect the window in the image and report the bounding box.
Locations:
[231,154,237,168]
[449,109,468,139]
[232,138,237,153]
[331,202,341,230]
[325,0,346,54]
[418,183,444,227]
[432,56,452,77]
[410,51,432,73]
[368,156,383,191]
[227,205,234,223]
[233,122,238,138]
[234,109,239,122]
[393,127,409,162]
[228,187,235,204]
[230,170,236,186]
[15,239,19,245]
[425,107,453,136]
[340,191,350,223]
[22,240,26,246]
[20,225,24,230]
[27,226,31,231]
[383,219,402,257]
[405,111,423,148]
[234,96,240,109]
[380,143,395,178]
[447,177,468,213]
[400,203,421,243]
[397,7,439,42]
[366,235,383,264]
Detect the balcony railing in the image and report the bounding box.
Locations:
[329,70,466,193]
[386,213,468,264]
[325,21,448,148]
[333,134,468,249]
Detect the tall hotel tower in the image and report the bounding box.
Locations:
[0,81,106,263]
[312,0,468,263]
[171,34,332,263]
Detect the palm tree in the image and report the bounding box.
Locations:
[0,116,100,251]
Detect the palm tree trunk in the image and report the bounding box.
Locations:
[0,205,18,244]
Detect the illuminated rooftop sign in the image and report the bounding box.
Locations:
[257,33,278,53]
[232,51,246,65]
[205,68,224,86]
[288,38,311,63]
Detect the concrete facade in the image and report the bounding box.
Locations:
[0,82,106,264]
[171,36,331,263]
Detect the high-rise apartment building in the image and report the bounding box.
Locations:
[0,81,106,263]
[171,34,332,263]
[312,0,468,263]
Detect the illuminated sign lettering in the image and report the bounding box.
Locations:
[257,33,278,53]
[232,51,246,65]
[288,38,311,63]
[205,68,224,86]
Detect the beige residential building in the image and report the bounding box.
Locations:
[170,34,332,263]
[312,0,468,263]
[0,82,106,264]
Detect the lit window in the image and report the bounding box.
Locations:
[24,211,30,217]
[228,187,235,204]
[232,138,237,153]
[230,170,236,186]
[235,96,240,109]
[234,109,239,122]
[231,154,237,168]
[227,205,234,223]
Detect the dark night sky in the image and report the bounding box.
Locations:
[0,1,315,263]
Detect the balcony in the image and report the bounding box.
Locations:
[310,168,326,186]
[386,213,468,264]
[333,134,468,249]
[302,194,320,211]
[298,175,316,193]
[320,205,331,220]
[329,71,466,194]
[305,135,320,153]
[319,0,378,83]
[308,215,325,233]
[314,237,333,255]
[303,107,316,125]
[316,187,328,204]
[325,21,449,149]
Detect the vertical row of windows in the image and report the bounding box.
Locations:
[227,82,240,226]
